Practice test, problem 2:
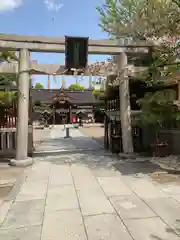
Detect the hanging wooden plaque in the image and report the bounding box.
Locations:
[65,36,88,72]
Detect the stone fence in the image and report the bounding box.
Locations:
[0,126,33,158]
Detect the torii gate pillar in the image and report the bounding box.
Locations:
[118,52,134,154]
[10,49,33,166]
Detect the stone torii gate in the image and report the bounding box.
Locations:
[0,34,153,166]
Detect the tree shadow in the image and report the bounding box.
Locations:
[151,224,180,240]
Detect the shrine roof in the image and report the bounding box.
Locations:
[31,89,98,105]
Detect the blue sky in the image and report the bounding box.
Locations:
[0,0,110,88]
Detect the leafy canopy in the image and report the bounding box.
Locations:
[97,0,180,40]
[68,84,85,91]
[34,82,44,89]
[97,0,180,83]
[137,89,180,126]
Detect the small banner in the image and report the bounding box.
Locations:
[65,36,88,73]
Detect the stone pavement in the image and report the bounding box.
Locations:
[0,127,180,239]
[34,125,101,154]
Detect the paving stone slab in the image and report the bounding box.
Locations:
[49,165,73,186]
[41,209,87,240]
[92,168,122,178]
[15,181,48,202]
[36,127,101,153]
[46,185,79,212]
[145,197,180,233]
[124,177,167,199]
[71,165,101,192]
[172,195,180,204]
[84,213,132,240]
[110,195,156,220]
[124,217,180,240]
[27,162,50,181]
[97,177,133,196]
[0,225,41,240]
[0,201,13,226]
[77,189,115,216]
[1,199,45,229]
[4,173,27,202]
[160,184,180,195]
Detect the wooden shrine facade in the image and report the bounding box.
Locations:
[32,89,97,124]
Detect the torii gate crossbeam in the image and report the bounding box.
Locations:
[0,33,153,54]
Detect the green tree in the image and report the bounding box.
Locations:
[0,74,17,86]
[172,0,180,8]
[0,51,18,86]
[34,82,44,89]
[92,89,105,99]
[97,0,179,39]
[96,0,180,81]
[137,89,180,127]
[0,51,18,63]
[68,84,85,91]
[0,51,18,106]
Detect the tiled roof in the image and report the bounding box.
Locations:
[31,89,97,105]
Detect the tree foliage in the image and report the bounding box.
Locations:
[137,89,180,127]
[96,0,180,83]
[172,0,180,8]
[92,89,105,99]
[0,91,17,106]
[0,51,19,106]
[97,0,180,39]
[68,84,85,91]
[0,74,17,86]
[0,51,18,63]
[34,82,44,89]
[0,50,18,86]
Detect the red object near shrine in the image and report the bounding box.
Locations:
[72,116,76,123]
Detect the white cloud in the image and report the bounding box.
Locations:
[0,0,22,13]
[44,0,64,12]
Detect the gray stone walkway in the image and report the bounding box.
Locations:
[0,127,180,239]
[34,125,101,154]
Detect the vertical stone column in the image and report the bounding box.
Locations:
[89,75,93,89]
[69,105,72,123]
[117,52,134,154]
[53,105,56,125]
[10,49,33,166]
[178,81,180,101]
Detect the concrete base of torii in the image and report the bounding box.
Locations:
[9,158,33,167]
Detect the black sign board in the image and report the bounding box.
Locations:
[65,36,88,72]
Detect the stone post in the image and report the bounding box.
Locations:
[178,81,180,101]
[117,52,134,153]
[10,49,33,166]
[69,105,72,123]
[89,75,93,89]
